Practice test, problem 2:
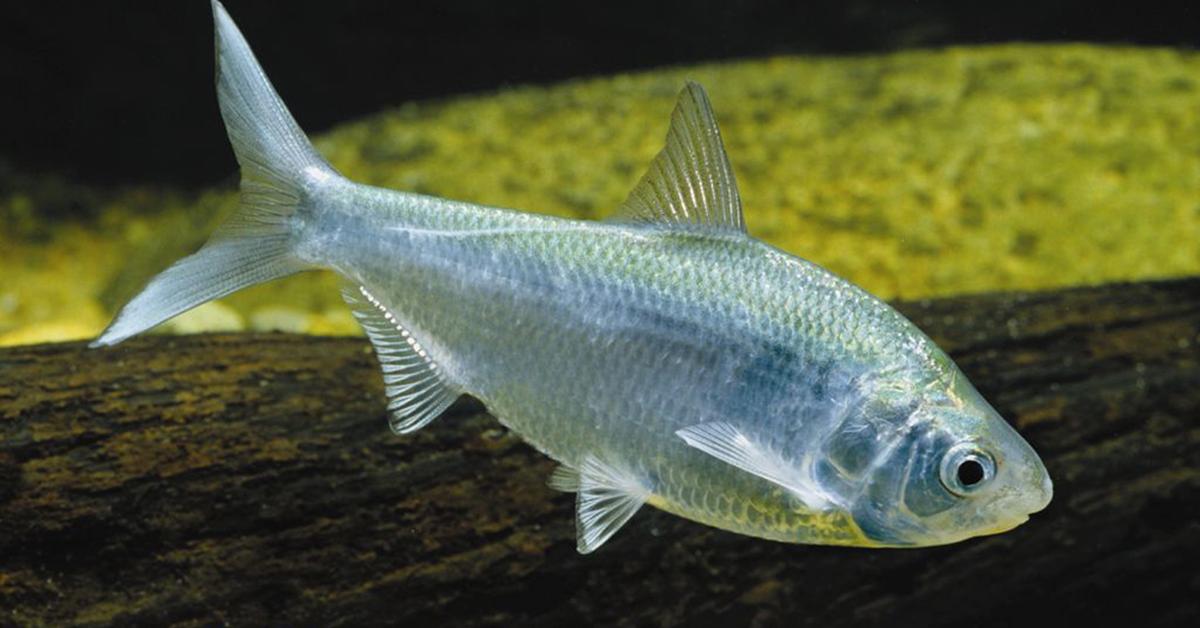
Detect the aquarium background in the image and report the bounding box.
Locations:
[1,2,1198,627]
[2,0,1199,346]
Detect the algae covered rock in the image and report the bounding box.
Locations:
[3,44,1200,346]
[163,301,245,335]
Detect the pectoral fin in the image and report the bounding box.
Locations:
[676,422,837,511]
[556,456,650,554]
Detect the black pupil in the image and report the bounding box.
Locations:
[957,459,985,486]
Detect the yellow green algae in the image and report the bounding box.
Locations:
[3,44,1200,347]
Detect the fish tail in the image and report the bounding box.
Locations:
[92,1,338,347]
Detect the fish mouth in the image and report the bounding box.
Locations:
[1035,471,1054,512]
[977,513,1029,537]
[975,480,1050,537]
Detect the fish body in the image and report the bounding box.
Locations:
[95,1,1052,553]
[314,189,945,546]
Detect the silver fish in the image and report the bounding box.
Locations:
[94,1,1052,553]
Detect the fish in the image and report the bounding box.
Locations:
[93,1,1052,553]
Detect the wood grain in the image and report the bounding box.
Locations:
[1,279,1197,626]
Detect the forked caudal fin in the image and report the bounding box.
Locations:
[91,1,337,347]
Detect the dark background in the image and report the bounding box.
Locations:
[1,0,1196,188]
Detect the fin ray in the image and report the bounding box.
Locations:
[612,81,746,233]
[547,465,581,493]
[573,456,649,554]
[91,1,335,347]
[342,285,460,434]
[677,422,837,511]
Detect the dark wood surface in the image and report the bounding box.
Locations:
[1,279,1197,626]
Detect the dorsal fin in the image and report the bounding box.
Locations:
[610,81,746,233]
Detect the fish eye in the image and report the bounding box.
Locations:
[939,444,995,496]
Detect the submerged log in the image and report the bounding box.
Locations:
[0,279,1197,627]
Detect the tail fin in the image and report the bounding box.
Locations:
[92,1,336,347]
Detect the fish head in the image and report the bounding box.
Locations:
[848,375,1052,547]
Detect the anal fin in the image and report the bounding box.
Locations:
[342,284,460,434]
[559,456,650,554]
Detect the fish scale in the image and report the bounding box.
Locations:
[305,186,958,544]
[93,1,1053,554]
